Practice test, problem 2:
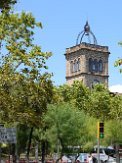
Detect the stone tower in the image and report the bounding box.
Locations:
[65,21,110,88]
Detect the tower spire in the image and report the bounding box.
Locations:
[76,21,97,45]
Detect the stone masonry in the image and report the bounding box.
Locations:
[64,42,110,88]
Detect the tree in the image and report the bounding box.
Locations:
[44,103,87,157]
[56,81,90,111]
[0,7,54,162]
[114,41,122,72]
[56,84,72,102]
[87,84,111,120]
[70,80,90,111]
[0,9,54,123]
[105,120,122,145]
[82,117,98,152]
[109,95,122,120]
[0,0,17,12]
[17,125,30,156]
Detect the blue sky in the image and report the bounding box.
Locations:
[15,0,122,91]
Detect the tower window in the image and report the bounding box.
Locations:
[74,60,77,72]
[94,59,98,72]
[70,61,73,73]
[92,61,96,71]
[89,58,93,71]
[89,58,103,72]
[99,60,103,72]
[70,58,80,73]
[77,58,80,71]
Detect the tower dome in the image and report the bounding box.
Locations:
[76,21,97,45]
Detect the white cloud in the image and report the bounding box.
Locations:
[109,84,122,93]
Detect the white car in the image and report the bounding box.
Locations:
[61,155,72,163]
[92,146,116,163]
[76,153,89,163]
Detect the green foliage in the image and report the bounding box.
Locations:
[114,41,122,72]
[0,0,122,154]
[57,81,122,122]
[0,9,54,128]
[106,120,122,144]
[0,11,47,74]
[0,1,55,158]
[26,81,122,155]
[84,117,97,142]
[0,0,17,12]
[17,125,30,156]
[56,81,90,112]
[70,81,90,110]
[88,84,111,120]
[109,95,122,120]
[83,141,94,152]
[52,82,122,149]
[44,103,87,153]
[56,84,72,102]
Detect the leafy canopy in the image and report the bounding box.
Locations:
[0,10,54,127]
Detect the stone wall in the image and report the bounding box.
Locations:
[65,43,110,88]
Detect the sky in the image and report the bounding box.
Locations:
[15,0,122,92]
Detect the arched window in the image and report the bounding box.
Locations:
[89,58,99,72]
[94,59,98,72]
[77,58,80,71]
[92,60,96,71]
[89,58,92,72]
[71,58,80,73]
[99,60,103,72]
[74,60,77,72]
[70,61,73,73]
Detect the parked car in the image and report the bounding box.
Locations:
[61,155,72,163]
[92,146,116,163]
[76,153,89,163]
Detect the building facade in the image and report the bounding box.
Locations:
[65,22,110,88]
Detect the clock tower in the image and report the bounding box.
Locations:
[65,21,110,88]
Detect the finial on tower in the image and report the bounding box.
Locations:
[76,21,97,45]
[84,21,90,34]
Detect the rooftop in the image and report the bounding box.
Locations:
[66,42,110,54]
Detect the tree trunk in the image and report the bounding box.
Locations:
[59,137,64,157]
[55,137,64,163]
[27,127,33,160]
[41,140,46,163]
[11,143,16,163]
